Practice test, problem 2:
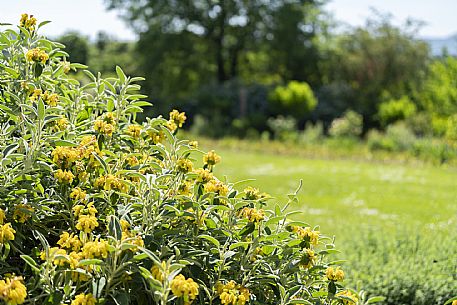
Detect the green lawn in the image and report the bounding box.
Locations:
[210,147,457,304]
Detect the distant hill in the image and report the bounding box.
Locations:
[423,34,457,56]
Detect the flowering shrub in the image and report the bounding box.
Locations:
[0,15,380,305]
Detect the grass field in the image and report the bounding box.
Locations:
[208,146,457,304]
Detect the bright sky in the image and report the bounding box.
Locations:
[1,0,456,40]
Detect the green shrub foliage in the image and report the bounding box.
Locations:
[0,15,369,305]
[378,96,416,127]
[269,81,317,121]
[329,111,363,139]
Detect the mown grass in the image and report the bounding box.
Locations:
[208,146,457,305]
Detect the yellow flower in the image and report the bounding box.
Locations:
[0,223,15,244]
[291,226,319,246]
[147,129,165,144]
[239,207,265,223]
[45,92,59,107]
[171,274,199,305]
[20,13,36,32]
[169,109,187,128]
[29,89,42,101]
[167,120,178,132]
[336,290,358,305]
[57,118,69,130]
[12,204,34,223]
[0,209,6,224]
[57,232,82,252]
[216,281,250,305]
[76,215,99,233]
[71,293,96,305]
[52,147,80,168]
[0,276,27,305]
[79,135,102,159]
[203,150,221,166]
[188,141,198,148]
[127,125,142,138]
[326,266,345,282]
[81,239,109,259]
[194,168,213,184]
[54,169,75,184]
[70,187,87,202]
[204,179,229,196]
[127,156,139,167]
[26,48,48,64]
[151,261,167,282]
[243,187,260,200]
[177,158,193,173]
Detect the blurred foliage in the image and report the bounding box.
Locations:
[378,95,417,127]
[269,81,317,121]
[329,110,363,139]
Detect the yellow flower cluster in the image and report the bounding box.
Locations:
[57,232,82,252]
[147,129,165,144]
[168,109,187,132]
[54,169,75,184]
[326,266,345,282]
[73,203,98,233]
[57,117,69,131]
[204,179,229,196]
[71,293,96,305]
[243,187,260,200]
[0,276,27,305]
[94,174,128,193]
[188,140,198,148]
[336,290,358,305]
[300,249,316,269]
[177,158,193,173]
[216,281,250,305]
[170,274,199,305]
[203,150,221,166]
[12,204,34,223]
[239,207,265,223]
[94,112,116,136]
[81,239,109,259]
[150,261,167,282]
[250,247,264,262]
[29,89,59,106]
[0,223,16,244]
[194,168,213,183]
[70,187,87,202]
[26,48,48,64]
[127,125,142,138]
[52,146,80,168]
[291,226,319,246]
[20,13,36,31]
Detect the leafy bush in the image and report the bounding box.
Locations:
[267,116,297,142]
[0,15,370,305]
[329,111,363,139]
[299,122,324,145]
[378,96,416,127]
[343,228,456,305]
[269,81,317,121]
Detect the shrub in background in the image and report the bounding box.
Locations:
[0,15,378,305]
[268,81,318,121]
[329,110,363,139]
[378,96,416,127]
[266,116,298,142]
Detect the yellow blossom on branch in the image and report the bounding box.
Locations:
[70,293,96,305]
[0,223,16,244]
[0,276,27,305]
[326,266,345,282]
[170,274,199,305]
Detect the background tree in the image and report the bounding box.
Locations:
[323,13,429,130]
[57,31,89,65]
[105,0,327,115]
